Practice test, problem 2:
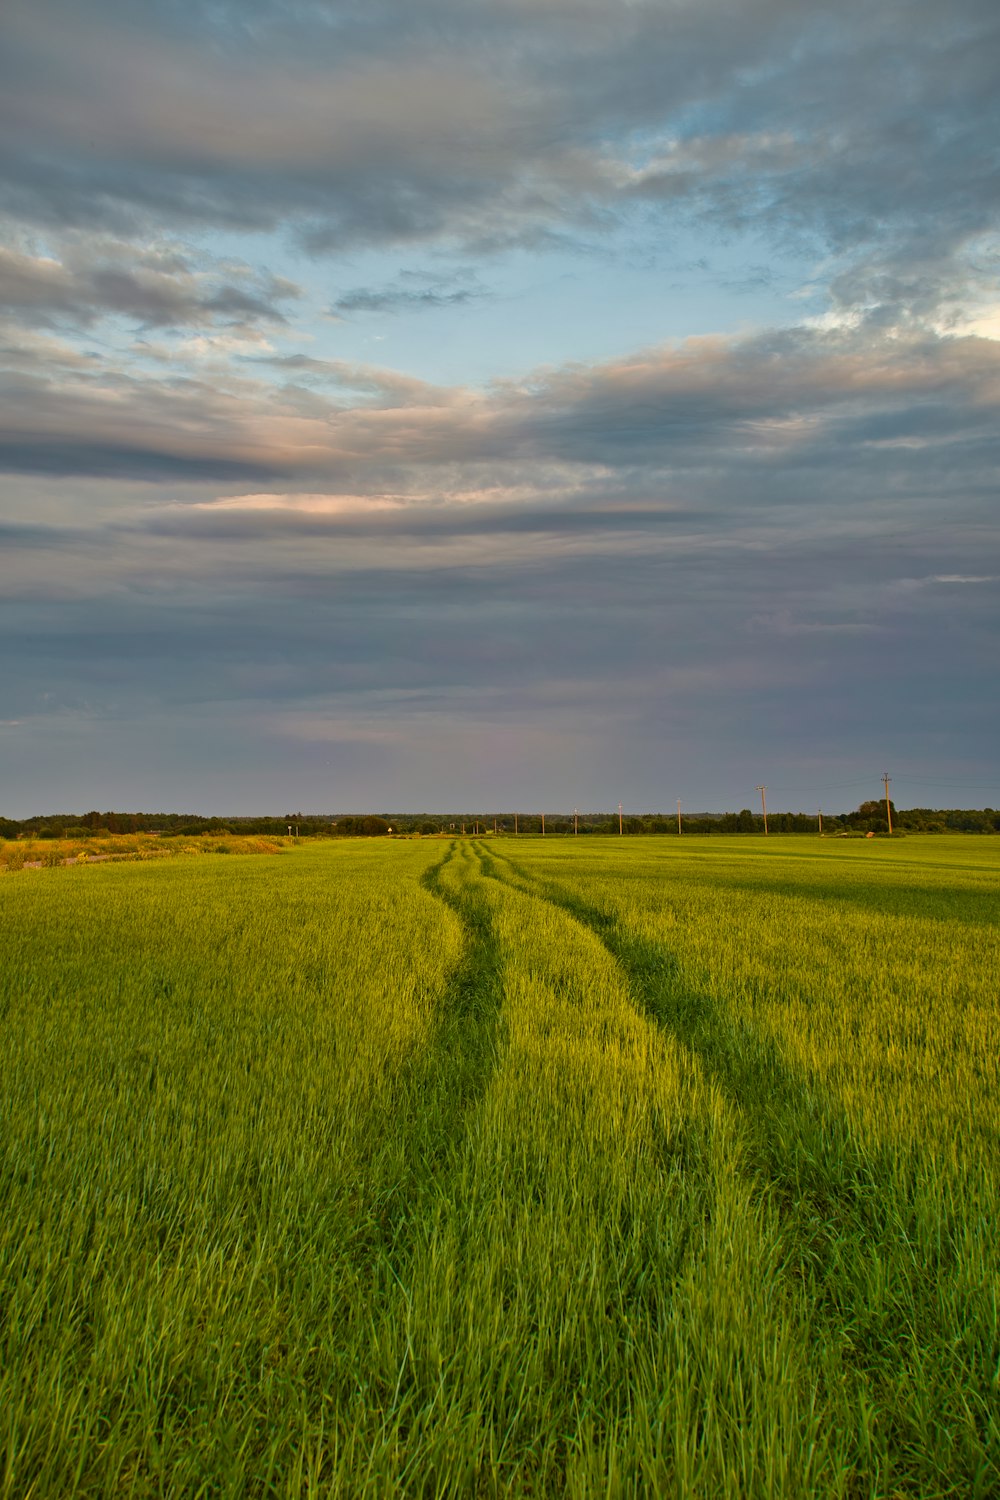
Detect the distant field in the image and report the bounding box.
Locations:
[0,831,285,872]
[1,836,997,1497]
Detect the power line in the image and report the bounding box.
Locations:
[764,778,876,796]
[890,776,1000,792]
[766,774,999,800]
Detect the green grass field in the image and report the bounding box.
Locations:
[1,836,997,1497]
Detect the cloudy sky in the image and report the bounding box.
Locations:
[2,0,998,816]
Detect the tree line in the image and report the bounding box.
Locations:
[2,802,999,839]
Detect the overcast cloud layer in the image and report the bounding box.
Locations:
[1,0,998,815]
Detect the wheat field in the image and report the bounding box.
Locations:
[1,835,997,1497]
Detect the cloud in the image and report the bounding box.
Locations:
[2,0,996,321]
[0,237,300,331]
[2,323,997,498]
[332,271,488,317]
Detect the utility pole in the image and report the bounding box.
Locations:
[883,772,893,835]
[677,798,682,836]
[514,811,518,835]
[541,811,546,836]
[618,802,623,835]
[756,785,768,835]
[494,816,498,835]
[818,808,823,836]
[574,807,578,836]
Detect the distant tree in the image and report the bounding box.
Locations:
[335,816,391,836]
[736,808,755,832]
[847,799,896,834]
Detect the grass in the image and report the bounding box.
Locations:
[0,835,997,1496]
[0,832,286,872]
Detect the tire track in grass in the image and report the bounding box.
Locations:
[478,842,857,1230]
[409,842,826,1498]
[303,841,508,1487]
[409,839,505,1157]
[478,842,999,1499]
[372,839,505,1292]
[0,841,504,1498]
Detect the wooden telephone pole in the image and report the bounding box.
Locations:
[755,785,768,835]
[618,802,623,835]
[677,798,682,835]
[883,772,893,835]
